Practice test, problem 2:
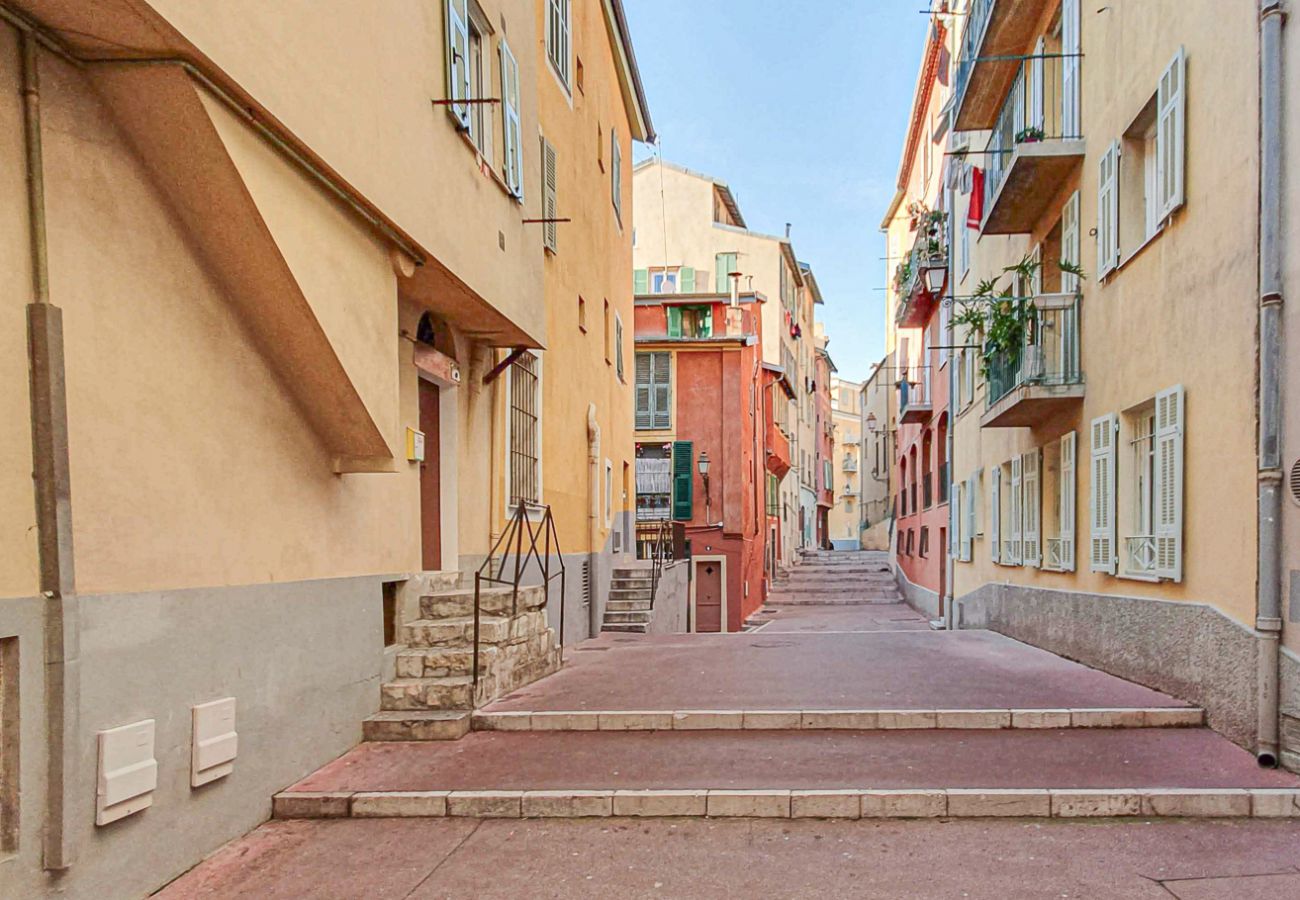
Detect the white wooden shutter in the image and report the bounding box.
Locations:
[651,352,671,429]
[1062,191,1081,293]
[961,477,974,561]
[612,129,623,219]
[990,466,1001,562]
[950,481,960,557]
[1089,414,1117,573]
[1097,141,1120,276]
[541,137,558,253]
[1061,0,1080,137]
[1153,386,1185,581]
[1022,449,1041,567]
[500,40,523,198]
[1157,47,1186,221]
[1009,456,1022,564]
[1060,431,1076,572]
[446,0,471,129]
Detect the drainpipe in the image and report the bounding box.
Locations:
[1255,0,1285,767]
[587,404,601,638]
[18,27,79,870]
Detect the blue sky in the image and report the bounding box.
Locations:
[624,0,927,383]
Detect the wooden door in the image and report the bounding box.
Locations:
[694,560,724,633]
[419,379,442,571]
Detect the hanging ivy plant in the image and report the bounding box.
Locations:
[952,256,1087,380]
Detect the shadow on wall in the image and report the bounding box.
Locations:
[647,560,691,634]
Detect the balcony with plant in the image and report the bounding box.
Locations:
[894,207,949,329]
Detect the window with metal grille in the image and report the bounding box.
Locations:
[508,352,541,506]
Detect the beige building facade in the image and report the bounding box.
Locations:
[941,0,1295,766]
[828,377,864,548]
[0,0,650,896]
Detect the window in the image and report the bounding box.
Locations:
[668,305,712,339]
[1089,413,1118,573]
[1117,386,1184,580]
[540,136,558,252]
[604,459,613,528]
[671,440,693,520]
[1040,433,1077,571]
[636,445,671,521]
[603,299,611,362]
[500,39,523,199]
[1097,140,1120,277]
[715,252,737,295]
[611,128,622,222]
[575,56,584,93]
[507,352,541,507]
[920,526,929,558]
[635,352,671,430]
[578,296,587,332]
[467,19,490,155]
[445,0,471,129]
[545,0,570,89]
[649,267,679,294]
[614,314,625,382]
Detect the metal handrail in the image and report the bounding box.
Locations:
[473,502,566,687]
[647,519,672,609]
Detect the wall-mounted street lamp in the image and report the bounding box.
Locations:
[698,451,712,523]
[924,266,946,295]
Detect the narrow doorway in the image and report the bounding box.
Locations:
[937,526,946,618]
[419,378,442,571]
[694,559,724,633]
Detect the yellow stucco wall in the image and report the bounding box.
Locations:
[533,0,638,554]
[951,2,1261,627]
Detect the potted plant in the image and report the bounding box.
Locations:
[1015,126,1046,144]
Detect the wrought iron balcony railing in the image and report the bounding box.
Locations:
[985,299,1082,410]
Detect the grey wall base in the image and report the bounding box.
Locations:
[1281,647,1300,773]
[0,576,386,900]
[956,582,1261,751]
[895,563,940,619]
[647,560,690,634]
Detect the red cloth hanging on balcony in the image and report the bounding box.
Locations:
[966,167,985,229]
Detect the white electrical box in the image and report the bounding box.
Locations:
[191,697,238,787]
[96,719,158,826]
[406,427,426,462]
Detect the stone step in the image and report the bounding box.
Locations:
[609,588,653,601]
[606,599,652,612]
[603,610,652,625]
[363,710,472,742]
[601,623,649,634]
[420,584,545,619]
[402,616,510,649]
[766,598,902,607]
[611,578,654,590]
[380,676,475,711]
[396,646,500,679]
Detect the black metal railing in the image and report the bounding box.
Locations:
[473,502,565,687]
[985,299,1082,409]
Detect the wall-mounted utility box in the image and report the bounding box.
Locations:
[191,697,238,787]
[406,427,426,462]
[96,719,157,826]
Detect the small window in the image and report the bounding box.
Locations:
[500,39,524,199]
[382,581,400,647]
[603,299,611,362]
[575,56,585,94]
[545,0,571,89]
[578,296,587,332]
[507,352,541,507]
[920,526,930,558]
[615,314,625,382]
[604,459,614,527]
[611,128,623,222]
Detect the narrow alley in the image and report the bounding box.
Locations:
[160,552,1300,899]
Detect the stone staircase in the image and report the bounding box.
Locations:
[768,549,902,606]
[600,566,655,634]
[363,580,560,742]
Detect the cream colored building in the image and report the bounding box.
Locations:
[941,0,1295,767]
[858,358,894,550]
[631,159,820,564]
[828,377,864,548]
[0,0,650,896]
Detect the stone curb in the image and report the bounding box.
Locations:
[271,787,1300,820]
[470,707,1205,733]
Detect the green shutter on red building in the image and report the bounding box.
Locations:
[672,440,693,521]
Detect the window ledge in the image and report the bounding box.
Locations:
[1102,206,1185,282]
[1116,570,1162,584]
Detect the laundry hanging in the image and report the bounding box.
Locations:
[966,167,985,229]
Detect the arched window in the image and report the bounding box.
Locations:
[416,312,456,359]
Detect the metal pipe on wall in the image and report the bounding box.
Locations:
[1255,0,1286,767]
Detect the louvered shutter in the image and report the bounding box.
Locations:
[667,307,682,338]
[446,0,471,128]
[1062,191,1081,293]
[634,353,652,429]
[990,466,1001,562]
[611,129,622,219]
[716,253,736,295]
[701,306,714,337]
[500,40,523,199]
[541,137,558,253]
[1022,449,1041,567]
[962,476,975,560]
[633,269,649,295]
[671,440,693,521]
[949,481,960,557]
[1097,142,1119,276]
[1090,414,1117,573]
[1061,0,1080,137]
[1009,457,1022,564]
[1060,431,1076,571]
[652,352,671,429]
[1153,386,1185,581]
[1157,47,1186,221]
[680,267,696,293]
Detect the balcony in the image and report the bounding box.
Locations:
[894,217,949,329]
[766,419,793,480]
[898,366,933,425]
[981,54,1084,235]
[981,294,1084,428]
[953,0,1057,131]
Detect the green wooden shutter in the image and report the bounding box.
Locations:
[715,252,736,294]
[672,440,693,520]
[701,307,713,337]
[667,307,682,338]
[680,267,696,293]
[633,268,648,295]
[634,353,652,429]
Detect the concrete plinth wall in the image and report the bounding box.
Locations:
[956,583,1260,751]
[646,561,690,635]
[1281,649,1300,773]
[896,559,941,620]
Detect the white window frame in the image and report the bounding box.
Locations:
[611,127,623,223]
[445,0,472,129]
[1007,457,1022,565]
[1156,47,1186,222]
[1152,385,1185,581]
[545,0,571,91]
[1059,431,1076,571]
[1097,140,1120,277]
[1090,413,1118,574]
[614,313,625,382]
[1061,191,1080,294]
[541,135,558,253]
[1021,448,1041,567]
[500,38,524,200]
[990,465,1001,563]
